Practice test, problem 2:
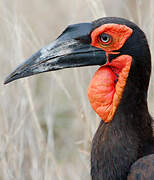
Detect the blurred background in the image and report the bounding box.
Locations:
[0,0,154,179]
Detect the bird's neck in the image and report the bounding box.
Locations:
[91,84,153,180]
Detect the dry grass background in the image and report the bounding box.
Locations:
[0,0,154,179]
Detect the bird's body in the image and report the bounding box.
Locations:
[128,154,154,180]
[91,92,154,179]
[5,17,154,179]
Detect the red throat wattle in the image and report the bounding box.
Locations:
[88,55,132,122]
[88,24,133,122]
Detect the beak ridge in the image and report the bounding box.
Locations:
[4,23,107,84]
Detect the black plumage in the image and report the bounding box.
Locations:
[4,17,154,180]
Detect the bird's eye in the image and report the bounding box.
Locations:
[99,33,112,45]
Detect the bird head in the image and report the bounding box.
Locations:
[4,17,151,122]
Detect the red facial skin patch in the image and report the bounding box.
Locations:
[91,23,133,52]
[88,24,133,122]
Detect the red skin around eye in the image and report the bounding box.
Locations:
[91,23,133,52]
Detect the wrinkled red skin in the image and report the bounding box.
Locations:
[88,24,133,122]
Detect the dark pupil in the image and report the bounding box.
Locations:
[103,35,108,41]
[101,34,109,42]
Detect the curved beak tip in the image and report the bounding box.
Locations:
[4,78,9,85]
[4,72,18,85]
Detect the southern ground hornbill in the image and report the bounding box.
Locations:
[4,17,154,179]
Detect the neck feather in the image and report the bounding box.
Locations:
[91,81,153,180]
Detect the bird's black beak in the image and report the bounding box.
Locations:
[4,23,107,84]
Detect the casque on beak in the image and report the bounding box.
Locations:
[4,23,107,84]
